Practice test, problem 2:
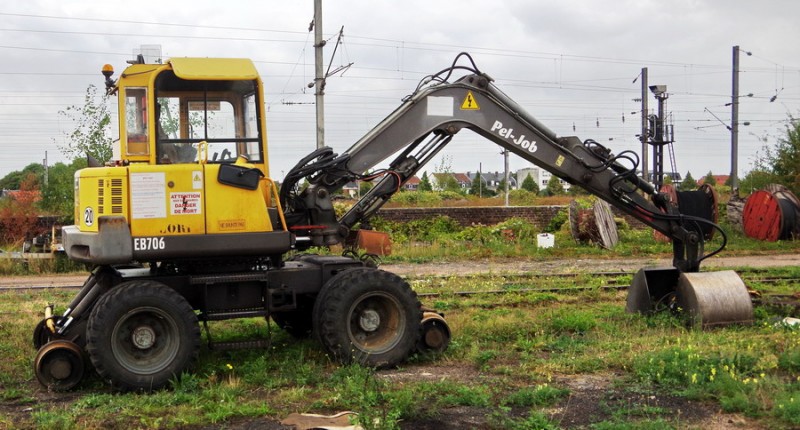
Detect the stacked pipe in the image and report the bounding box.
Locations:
[742,184,800,241]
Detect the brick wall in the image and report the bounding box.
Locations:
[376,205,646,229]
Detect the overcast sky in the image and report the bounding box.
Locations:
[1,0,798,184]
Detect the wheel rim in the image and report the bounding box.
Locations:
[111,306,180,375]
[346,292,405,355]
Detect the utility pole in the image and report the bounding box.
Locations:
[731,45,740,193]
[503,149,510,207]
[478,162,482,198]
[313,0,325,149]
[640,67,649,182]
[43,150,48,187]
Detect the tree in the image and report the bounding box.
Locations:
[358,179,373,196]
[541,177,564,196]
[679,171,696,190]
[703,171,717,186]
[520,174,539,194]
[739,169,774,195]
[57,84,113,164]
[436,173,461,193]
[766,115,800,194]
[432,156,461,193]
[0,173,42,244]
[418,172,433,192]
[469,174,484,196]
[0,163,44,190]
[496,177,508,195]
[39,159,87,222]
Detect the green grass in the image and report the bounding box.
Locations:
[370,216,800,263]
[3,264,800,428]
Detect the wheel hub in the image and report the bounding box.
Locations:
[132,326,156,349]
[359,309,381,332]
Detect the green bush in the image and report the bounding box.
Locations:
[389,191,442,207]
[370,215,461,243]
[544,207,569,233]
[457,218,538,245]
[508,189,538,205]
[438,190,466,201]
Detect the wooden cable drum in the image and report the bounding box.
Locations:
[653,184,678,243]
[568,199,619,249]
[742,185,800,241]
[676,183,718,241]
[654,183,718,242]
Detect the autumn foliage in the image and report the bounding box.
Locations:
[0,174,42,245]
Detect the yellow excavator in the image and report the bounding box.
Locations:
[33,53,752,391]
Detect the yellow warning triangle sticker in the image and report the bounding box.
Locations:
[461,91,480,110]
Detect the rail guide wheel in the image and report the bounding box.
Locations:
[34,340,85,391]
[627,268,753,328]
[418,311,451,353]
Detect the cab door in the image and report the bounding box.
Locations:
[127,163,207,237]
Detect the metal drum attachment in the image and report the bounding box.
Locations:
[627,268,753,328]
[677,270,754,328]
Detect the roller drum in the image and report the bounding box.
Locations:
[677,270,753,328]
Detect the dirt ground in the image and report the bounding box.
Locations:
[7,255,792,428]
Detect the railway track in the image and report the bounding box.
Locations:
[2,268,797,314]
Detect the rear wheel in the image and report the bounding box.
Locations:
[315,268,421,368]
[86,281,200,391]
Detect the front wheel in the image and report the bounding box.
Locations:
[86,281,200,391]
[315,268,421,368]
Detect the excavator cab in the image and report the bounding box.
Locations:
[63,58,290,267]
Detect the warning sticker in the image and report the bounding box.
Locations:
[170,192,202,215]
[461,91,480,110]
[192,171,203,189]
[131,172,166,219]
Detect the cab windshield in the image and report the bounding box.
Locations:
[154,71,262,164]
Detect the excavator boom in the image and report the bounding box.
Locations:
[282,53,718,273]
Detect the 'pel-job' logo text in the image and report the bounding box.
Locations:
[490,120,538,153]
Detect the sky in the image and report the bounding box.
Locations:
[0,0,798,184]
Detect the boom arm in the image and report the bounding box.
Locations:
[282,54,721,272]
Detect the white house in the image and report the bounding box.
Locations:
[516,166,570,191]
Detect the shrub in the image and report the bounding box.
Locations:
[370,215,461,243]
[508,189,538,205]
[544,207,569,233]
[389,191,442,207]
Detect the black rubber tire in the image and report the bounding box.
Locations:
[86,281,200,391]
[314,268,421,368]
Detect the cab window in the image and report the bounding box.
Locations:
[124,87,150,156]
[154,71,263,164]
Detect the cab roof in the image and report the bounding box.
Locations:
[167,58,259,80]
